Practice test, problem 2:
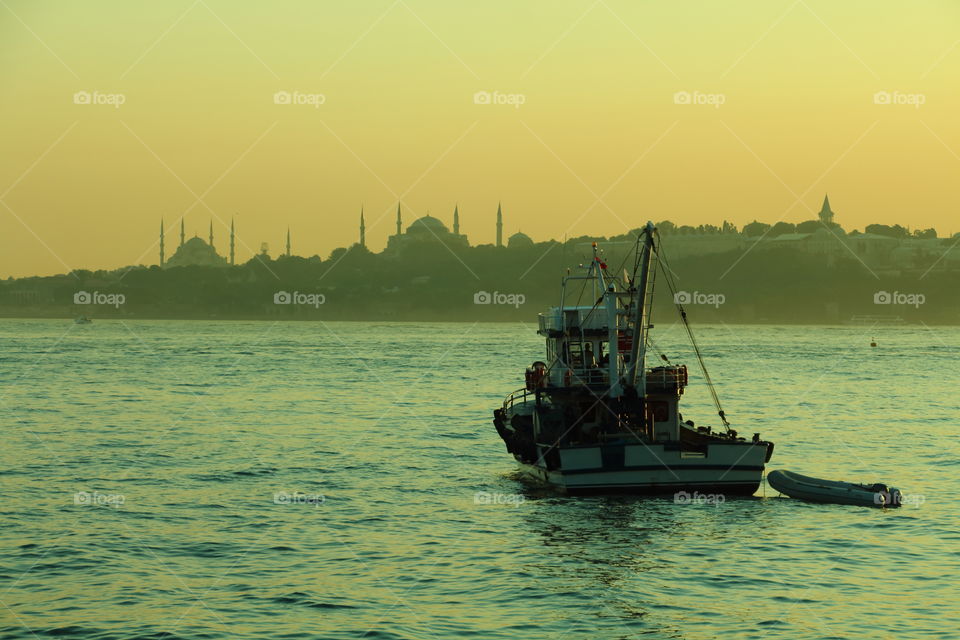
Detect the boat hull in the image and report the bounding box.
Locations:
[514,441,767,496]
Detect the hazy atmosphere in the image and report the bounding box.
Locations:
[3,1,960,277]
[2,4,958,640]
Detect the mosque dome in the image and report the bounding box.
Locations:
[406,215,450,235]
[508,232,534,248]
[165,236,227,268]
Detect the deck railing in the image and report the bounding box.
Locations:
[502,388,532,411]
[505,365,687,404]
[645,365,688,388]
[566,369,608,385]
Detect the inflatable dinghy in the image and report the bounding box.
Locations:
[767,469,901,508]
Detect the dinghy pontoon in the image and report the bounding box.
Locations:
[768,469,901,508]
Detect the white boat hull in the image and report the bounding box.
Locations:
[516,441,768,495]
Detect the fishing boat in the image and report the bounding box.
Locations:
[768,469,901,508]
[492,222,774,495]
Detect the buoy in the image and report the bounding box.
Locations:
[870,337,877,348]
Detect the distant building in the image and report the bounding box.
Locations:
[766,228,845,256]
[754,196,932,270]
[385,204,469,252]
[359,207,366,248]
[818,194,835,225]
[508,231,534,248]
[658,233,746,259]
[846,232,898,263]
[161,218,232,267]
[164,236,227,268]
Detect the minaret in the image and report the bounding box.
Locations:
[229,217,235,265]
[453,204,460,235]
[209,220,214,248]
[496,202,503,248]
[180,219,185,247]
[395,203,402,236]
[286,227,291,257]
[360,207,366,248]
[159,219,165,266]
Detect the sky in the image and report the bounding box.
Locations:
[1,0,959,277]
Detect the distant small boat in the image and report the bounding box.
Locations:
[74,316,92,325]
[768,469,901,508]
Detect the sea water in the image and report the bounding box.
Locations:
[1,319,957,639]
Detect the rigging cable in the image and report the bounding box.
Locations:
[652,231,731,431]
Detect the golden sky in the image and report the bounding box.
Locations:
[2,0,959,277]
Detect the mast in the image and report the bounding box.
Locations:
[604,281,620,398]
[588,242,621,398]
[627,222,657,391]
[591,242,604,297]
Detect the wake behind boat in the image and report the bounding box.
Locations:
[492,222,774,495]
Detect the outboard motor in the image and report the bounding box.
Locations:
[871,485,903,508]
[886,487,903,507]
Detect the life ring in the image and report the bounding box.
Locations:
[526,362,548,390]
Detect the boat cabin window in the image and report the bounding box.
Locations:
[566,340,608,370]
[567,341,584,368]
